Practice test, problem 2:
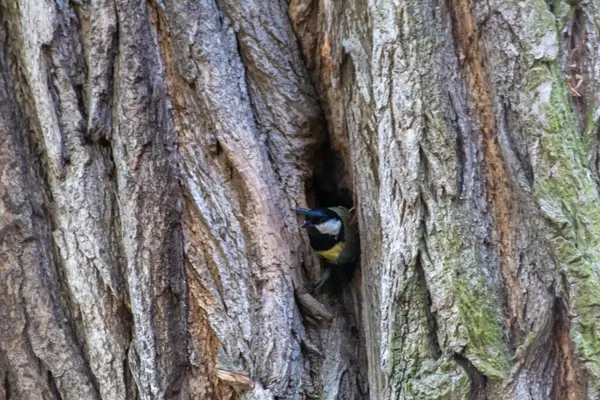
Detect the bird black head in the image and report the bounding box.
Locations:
[300,208,343,237]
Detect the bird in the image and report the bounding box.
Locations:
[293,206,359,292]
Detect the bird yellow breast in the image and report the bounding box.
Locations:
[317,242,345,262]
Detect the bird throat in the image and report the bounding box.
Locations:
[306,226,345,251]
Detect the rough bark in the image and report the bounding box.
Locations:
[1,0,600,399]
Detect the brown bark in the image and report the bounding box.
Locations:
[1,0,600,399]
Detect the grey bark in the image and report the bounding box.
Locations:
[0,0,599,399]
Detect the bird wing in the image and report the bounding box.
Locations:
[328,206,360,264]
[328,206,349,218]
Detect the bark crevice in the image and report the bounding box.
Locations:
[415,258,442,360]
[550,297,579,400]
[455,354,488,400]
[2,0,600,398]
[3,368,9,400]
[47,371,63,400]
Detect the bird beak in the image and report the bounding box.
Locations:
[301,221,313,229]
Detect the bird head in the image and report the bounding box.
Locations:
[300,208,342,236]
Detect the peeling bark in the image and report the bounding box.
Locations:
[1,0,600,399]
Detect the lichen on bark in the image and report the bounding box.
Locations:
[522,63,600,391]
[2,0,600,399]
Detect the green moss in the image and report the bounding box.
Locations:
[454,274,510,380]
[386,260,472,399]
[437,225,510,381]
[522,63,600,391]
[533,0,560,40]
[552,0,574,33]
[514,306,552,361]
[401,358,471,399]
[408,218,510,384]
[582,105,597,157]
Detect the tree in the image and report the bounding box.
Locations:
[1,0,599,398]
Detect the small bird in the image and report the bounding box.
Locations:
[293,206,360,292]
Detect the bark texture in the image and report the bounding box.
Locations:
[1,0,600,399]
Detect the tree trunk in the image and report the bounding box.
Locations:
[1,0,599,399]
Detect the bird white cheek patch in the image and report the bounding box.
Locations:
[316,219,342,235]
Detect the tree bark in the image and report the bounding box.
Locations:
[0,0,599,399]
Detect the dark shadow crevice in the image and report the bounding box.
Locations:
[47,371,63,400]
[287,16,369,400]
[550,297,580,400]
[455,354,488,400]
[415,258,442,360]
[3,369,9,400]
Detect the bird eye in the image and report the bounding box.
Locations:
[319,218,325,224]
